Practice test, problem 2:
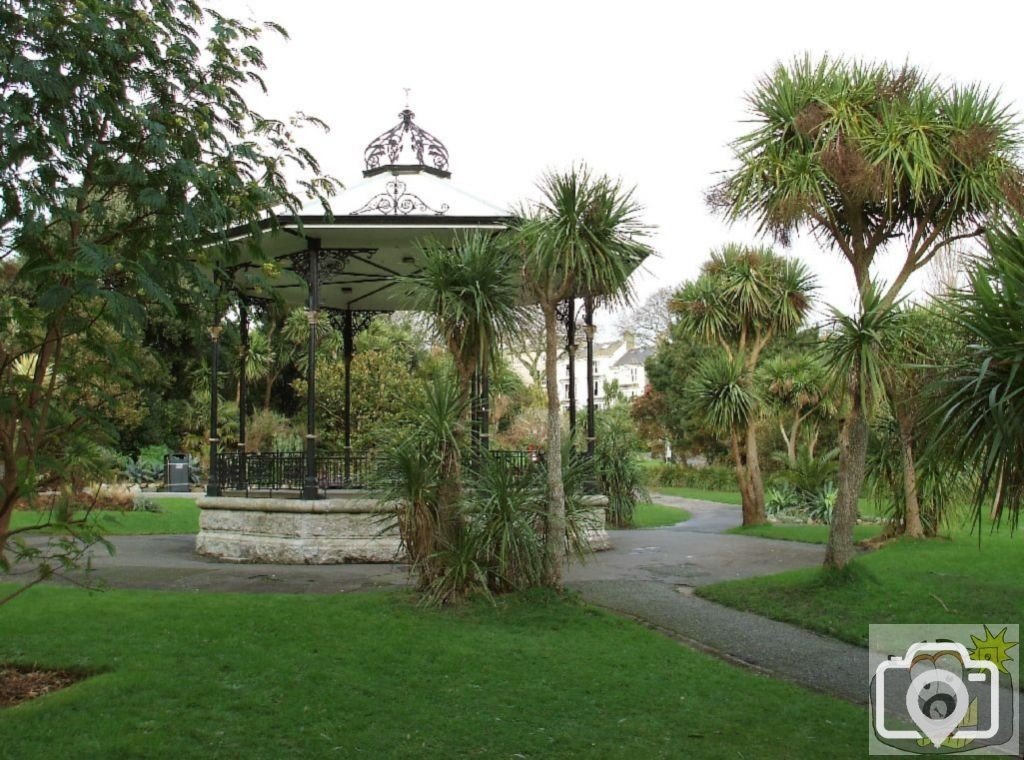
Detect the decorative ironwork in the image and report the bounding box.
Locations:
[289,248,377,285]
[363,108,450,178]
[351,179,449,216]
[325,309,381,336]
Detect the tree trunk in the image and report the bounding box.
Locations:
[783,420,798,467]
[898,412,924,538]
[824,390,868,569]
[0,501,12,562]
[729,432,759,526]
[991,470,1005,522]
[745,422,767,524]
[263,374,275,411]
[542,304,566,588]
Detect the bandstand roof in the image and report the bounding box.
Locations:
[221,107,514,313]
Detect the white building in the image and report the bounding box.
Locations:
[556,331,652,409]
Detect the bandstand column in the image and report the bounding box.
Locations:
[237,300,249,491]
[342,308,354,486]
[206,293,223,497]
[565,299,577,442]
[480,363,490,452]
[301,240,321,500]
[584,297,596,459]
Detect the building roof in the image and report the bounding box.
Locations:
[614,347,654,367]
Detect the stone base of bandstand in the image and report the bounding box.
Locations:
[196,493,402,564]
[196,492,612,565]
[579,495,612,551]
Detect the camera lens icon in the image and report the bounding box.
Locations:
[906,667,971,747]
[873,642,1000,748]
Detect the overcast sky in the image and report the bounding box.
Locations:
[222,0,1024,331]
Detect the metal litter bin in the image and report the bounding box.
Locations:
[164,453,192,492]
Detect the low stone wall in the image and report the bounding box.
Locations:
[196,492,612,565]
[580,495,612,552]
[196,495,401,564]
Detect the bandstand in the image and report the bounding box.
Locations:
[196,107,610,563]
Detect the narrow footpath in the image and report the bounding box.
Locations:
[59,493,869,703]
[566,496,868,704]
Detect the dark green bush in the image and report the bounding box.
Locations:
[642,463,736,491]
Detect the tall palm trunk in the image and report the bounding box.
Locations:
[825,386,868,569]
[745,423,766,524]
[542,303,566,587]
[730,428,766,526]
[898,411,924,538]
[781,421,799,467]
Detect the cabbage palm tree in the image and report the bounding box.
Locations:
[819,287,903,547]
[758,351,834,466]
[673,245,816,525]
[401,230,528,549]
[935,221,1024,530]
[404,229,528,419]
[515,165,652,587]
[709,55,1024,567]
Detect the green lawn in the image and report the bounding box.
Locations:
[699,525,1024,646]
[654,487,743,505]
[656,487,883,519]
[9,497,199,536]
[727,523,883,544]
[630,502,691,528]
[0,586,866,758]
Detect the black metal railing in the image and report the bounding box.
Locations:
[485,449,540,476]
[214,451,377,494]
[212,449,556,495]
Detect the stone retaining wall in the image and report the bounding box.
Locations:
[196,493,612,565]
[196,495,401,564]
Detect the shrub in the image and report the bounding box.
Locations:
[594,407,649,528]
[380,372,594,604]
[764,475,836,524]
[642,463,736,491]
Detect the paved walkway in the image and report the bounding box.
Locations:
[565,496,867,704]
[57,494,868,703]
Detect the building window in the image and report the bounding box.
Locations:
[594,381,600,397]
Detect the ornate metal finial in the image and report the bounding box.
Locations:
[363,106,450,178]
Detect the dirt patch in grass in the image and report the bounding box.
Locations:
[0,665,86,707]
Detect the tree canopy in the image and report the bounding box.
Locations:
[0,0,337,546]
[709,55,1024,305]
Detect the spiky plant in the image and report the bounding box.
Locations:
[513,165,652,587]
[935,221,1024,531]
[673,244,816,525]
[710,54,1024,567]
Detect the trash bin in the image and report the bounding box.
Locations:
[163,453,192,492]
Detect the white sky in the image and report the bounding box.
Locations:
[222,0,1024,331]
